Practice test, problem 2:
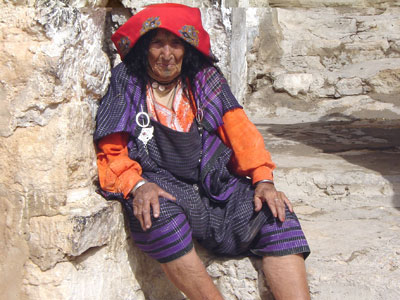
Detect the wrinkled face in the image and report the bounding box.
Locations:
[147,29,185,83]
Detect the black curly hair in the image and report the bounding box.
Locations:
[123,29,220,90]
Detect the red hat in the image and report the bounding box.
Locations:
[112,3,211,60]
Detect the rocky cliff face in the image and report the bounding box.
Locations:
[1,1,399,299]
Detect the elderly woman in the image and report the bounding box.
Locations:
[94,3,310,300]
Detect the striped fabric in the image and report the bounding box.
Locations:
[120,170,310,262]
[94,63,242,202]
[251,209,310,258]
[125,202,194,263]
[94,62,310,263]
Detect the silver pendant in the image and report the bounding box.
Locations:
[138,126,154,149]
[136,111,150,128]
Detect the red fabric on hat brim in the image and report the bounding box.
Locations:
[112,3,212,60]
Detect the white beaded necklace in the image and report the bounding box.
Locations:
[150,81,178,110]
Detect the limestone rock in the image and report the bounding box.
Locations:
[201,7,232,81]
[28,200,122,271]
[23,236,145,300]
[273,73,314,96]
[0,3,111,299]
[207,257,272,300]
[246,7,400,122]
[223,0,271,7]
[335,77,364,96]
[367,68,400,94]
[230,8,247,104]
[269,0,400,8]
[1,1,400,300]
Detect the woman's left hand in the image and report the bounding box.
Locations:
[253,182,293,222]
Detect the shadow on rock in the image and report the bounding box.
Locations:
[258,113,400,210]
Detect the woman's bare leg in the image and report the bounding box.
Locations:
[263,253,310,300]
[161,247,224,300]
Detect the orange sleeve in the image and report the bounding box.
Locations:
[96,132,143,198]
[218,108,276,185]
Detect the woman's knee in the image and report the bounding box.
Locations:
[131,212,194,263]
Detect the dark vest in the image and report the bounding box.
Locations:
[94,63,243,202]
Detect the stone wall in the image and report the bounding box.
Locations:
[1,0,399,299]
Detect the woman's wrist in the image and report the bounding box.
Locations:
[254,179,274,186]
[131,179,148,196]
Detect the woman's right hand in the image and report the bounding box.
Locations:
[132,182,176,231]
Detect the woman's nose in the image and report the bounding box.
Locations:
[161,44,172,58]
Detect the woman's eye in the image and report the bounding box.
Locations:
[171,39,182,46]
[151,40,162,46]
